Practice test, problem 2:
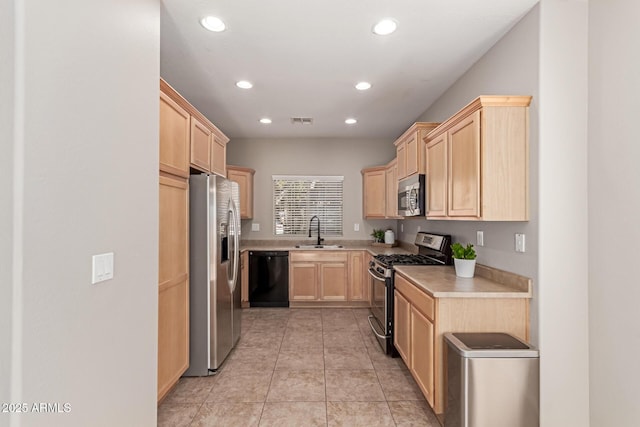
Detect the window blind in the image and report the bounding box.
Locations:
[273,175,344,236]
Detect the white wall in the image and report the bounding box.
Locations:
[538,1,589,426]
[588,0,640,425]
[1,0,16,413]
[227,138,397,240]
[405,4,541,341]
[4,1,160,426]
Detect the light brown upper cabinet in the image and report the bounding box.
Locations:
[159,92,190,178]
[161,79,229,177]
[425,96,532,221]
[361,166,387,219]
[227,165,255,219]
[385,158,400,218]
[394,122,440,180]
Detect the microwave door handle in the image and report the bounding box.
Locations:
[409,188,417,214]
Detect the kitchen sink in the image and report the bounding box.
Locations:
[295,244,344,249]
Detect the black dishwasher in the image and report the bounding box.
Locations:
[248,251,289,307]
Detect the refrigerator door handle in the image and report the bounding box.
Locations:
[227,198,239,293]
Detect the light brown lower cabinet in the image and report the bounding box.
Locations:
[157,174,189,402]
[393,272,529,415]
[289,250,369,307]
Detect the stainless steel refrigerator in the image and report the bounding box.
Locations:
[184,173,241,376]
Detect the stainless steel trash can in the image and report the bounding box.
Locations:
[444,332,539,427]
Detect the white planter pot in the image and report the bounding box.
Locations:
[454,258,476,278]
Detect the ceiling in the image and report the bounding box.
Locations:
[160,0,538,140]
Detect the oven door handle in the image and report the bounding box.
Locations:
[368,315,390,339]
[367,268,386,282]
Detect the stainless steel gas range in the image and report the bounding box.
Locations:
[367,232,452,356]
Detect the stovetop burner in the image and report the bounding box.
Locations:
[374,254,442,266]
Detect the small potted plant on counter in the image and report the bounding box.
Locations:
[371,228,385,244]
[451,242,477,278]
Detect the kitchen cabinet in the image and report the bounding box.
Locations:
[240,250,249,308]
[161,79,229,178]
[157,174,189,402]
[361,166,387,219]
[190,116,212,172]
[385,159,399,218]
[289,251,373,306]
[348,251,368,301]
[425,95,532,221]
[227,165,255,219]
[394,122,440,180]
[393,271,529,414]
[159,92,190,178]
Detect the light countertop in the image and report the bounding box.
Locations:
[240,242,412,256]
[393,265,532,299]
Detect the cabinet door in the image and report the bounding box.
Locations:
[410,306,435,407]
[319,262,348,301]
[396,143,407,179]
[406,133,419,177]
[190,116,212,172]
[159,92,190,178]
[385,161,398,218]
[363,168,386,218]
[348,251,367,301]
[227,168,253,219]
[158,175,189,401]
[210,137,226,177]
[426,133,448,217]
[448,110,481,217]
[290,263,317,300]
[394,290,411,363]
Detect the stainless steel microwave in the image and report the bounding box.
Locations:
[397,174,425,216]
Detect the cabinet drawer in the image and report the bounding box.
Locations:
[395,274,435,320]
[290,251,348,263]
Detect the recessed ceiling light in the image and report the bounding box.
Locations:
[372,18,397,36]
[236,80,253,89]
[200,16,226,32]
[355,82,372,91]
[259,118,272,124]
[345,118,357,125]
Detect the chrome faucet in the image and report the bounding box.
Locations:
[308,215,323,246]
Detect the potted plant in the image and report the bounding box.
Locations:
[451,242,477,278]
[371,228,385,243]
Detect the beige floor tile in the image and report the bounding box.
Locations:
[388,400,441,427]
[324,346,373,370]
[325,369,386,402]
[285,317,323,331]
[322,320,361,333]
[223,346,279,372]
[376,369,425,401]
[161,376,217,404]
[266,370,325,402]
[157,402,200,427]
[368,346,407,371]
[191,402,263,427]
[323,330,366,348]
[275,346,325,370]
[236,330,283,350]
[281,329,324,350]
[327,401,396,427]
[259,402,327,427]
[207,370,273,402]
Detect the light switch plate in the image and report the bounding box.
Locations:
[251,223,260,232]
[476,231,484,247]
[354,223,360,231]
[515,234,526,253]
[92,252,114,284]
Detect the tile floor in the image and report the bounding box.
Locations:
[158,308,441,426]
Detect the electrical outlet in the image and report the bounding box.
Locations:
[417,225,421,232]
[400,223,404,232]
[476,231,484,247]
[251,223,260,232]
[354,223,360,232]
[515,234,526,253]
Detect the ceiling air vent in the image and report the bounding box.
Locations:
[290,117,314,125]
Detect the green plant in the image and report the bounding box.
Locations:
[450,242,477,260]
[371,228,385,243]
